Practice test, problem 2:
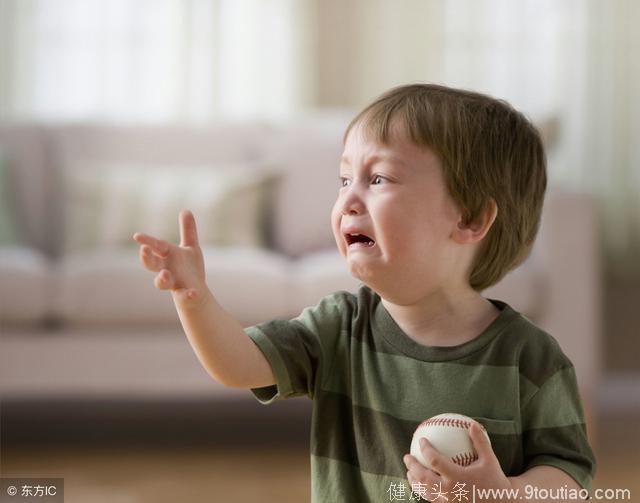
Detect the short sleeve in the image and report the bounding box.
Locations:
[245,292,350,404]
[521,365,596,493]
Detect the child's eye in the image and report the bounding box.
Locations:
[339,177,351,187]
[372,175,386,185]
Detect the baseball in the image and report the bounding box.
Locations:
[410,413,490,469]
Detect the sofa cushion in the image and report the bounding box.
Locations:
[0,328,236,399]
[0,247,51,323]
[268,112,354,257]
[52,247,290,327]
[50,123,273,166]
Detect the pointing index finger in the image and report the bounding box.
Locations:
[133,232,170,257]
[179,209,199,247]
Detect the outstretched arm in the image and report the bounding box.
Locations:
[134,209,275,389]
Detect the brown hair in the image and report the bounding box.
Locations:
[345,83,547,291]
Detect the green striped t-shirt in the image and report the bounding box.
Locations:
[246,286,595,502]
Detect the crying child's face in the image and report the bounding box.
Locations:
[330,120,464,302]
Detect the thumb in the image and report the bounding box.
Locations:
[470,421,494,459]
[179,209,199,247]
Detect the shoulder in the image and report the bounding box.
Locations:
[489,301,574,385]
[308,284,377,318]
[292,285,374,331]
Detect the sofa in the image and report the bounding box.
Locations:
[0,116,602,435]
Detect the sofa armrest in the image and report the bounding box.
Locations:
[534,190,602,441]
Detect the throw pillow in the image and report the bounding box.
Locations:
[61,161,280,252]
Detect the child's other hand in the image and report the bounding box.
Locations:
[133,209,208,309]
[403,421,513,502]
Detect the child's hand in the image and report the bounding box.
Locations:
[403,421,514,502]
[133,209,208,309]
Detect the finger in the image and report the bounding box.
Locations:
[133,233,171,258]
[154,269,174,290]
[404,454,440,486]
[179,209,199,247]
[418,437,458,478]
[139,245,164,272]
[470,421,493,460]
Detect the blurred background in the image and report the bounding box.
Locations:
[0,0,638,501]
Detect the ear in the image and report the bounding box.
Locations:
[451,198,498,245]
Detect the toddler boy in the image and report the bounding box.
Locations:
[134,84,595,502]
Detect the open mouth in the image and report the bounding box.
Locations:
[345,233,376,247]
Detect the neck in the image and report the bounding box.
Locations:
[380,288,500,347]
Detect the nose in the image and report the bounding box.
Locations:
[339,186,366,216]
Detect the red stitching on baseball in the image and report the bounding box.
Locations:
[420,417,472,429]
[452,451,477,466]
[418,416,487,432]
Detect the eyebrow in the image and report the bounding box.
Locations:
[340,154,408,168]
